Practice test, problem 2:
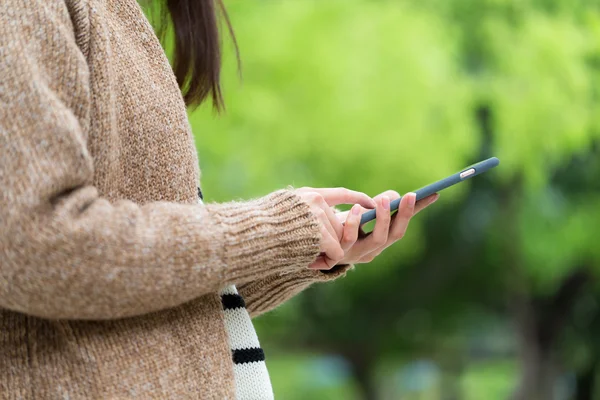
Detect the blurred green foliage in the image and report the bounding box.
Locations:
[149,0,600,398]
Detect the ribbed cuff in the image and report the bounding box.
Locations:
[204,190,322,286]
[239,264,354,318]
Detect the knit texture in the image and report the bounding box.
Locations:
[0,0,351,398]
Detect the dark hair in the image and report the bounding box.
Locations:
[152,0,238,110]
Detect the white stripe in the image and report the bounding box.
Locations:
[219,284,274,399]
[222,308,261,350]
[233,362,274,400]
[220,285,239,296]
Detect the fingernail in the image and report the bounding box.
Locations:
[433,194,440,203]
[352,204,361,215]
[408,193,416,207]
[383,196,390,210]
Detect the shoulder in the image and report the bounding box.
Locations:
[0,0,91,117]
[0,0,90,59]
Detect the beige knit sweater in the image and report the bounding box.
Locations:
[0,1,350,398]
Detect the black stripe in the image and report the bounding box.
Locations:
[232,348,265,364]
[197,187,204,200]
[221,294,246,310]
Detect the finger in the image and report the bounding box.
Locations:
[360,195,391,252]
[372,190,401,215]
[309,255,338,270]
[357,193,418,262]
[322,203,344,240]
[311,195,343,240]
[337,191,403,225]
[311,188,376,209]
[387,192,417,245]
[414,193,439,215]
[336,210,350,223]
[357,252,377,264]
[312,225,344,269]
[340,204,361,251]
[372,190,401,202]
[312,205,340,245]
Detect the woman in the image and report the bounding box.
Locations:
[0,0,438,398]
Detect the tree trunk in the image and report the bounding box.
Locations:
[511,270,591,400]
[352,359,377,400]
[511,295,557,400]
[439,358,464,400]
[575,360,597,400]
[511,340,557,400]
[439,373,462,400]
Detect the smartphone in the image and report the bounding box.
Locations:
[359,157,500,225]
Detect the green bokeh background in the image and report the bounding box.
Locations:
[150,1,600,398]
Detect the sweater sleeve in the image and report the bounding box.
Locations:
[237,201,356,318]
[0,1,321,320]
[237,264,353,319]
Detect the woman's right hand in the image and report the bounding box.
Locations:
[294,187,376,270]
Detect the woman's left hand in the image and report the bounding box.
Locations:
[326,191,439,266]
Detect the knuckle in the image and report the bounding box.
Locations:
[362,254,375,263]
[348,226,360,241]
[393,231,405,241]
[347,225,359,238]
[344,217,356,228]
[373,235,386,247]
[398,209,410,219]
[342,233,357,245]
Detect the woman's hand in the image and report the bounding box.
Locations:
[333,191,439,266]
[294,187,376,270]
